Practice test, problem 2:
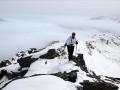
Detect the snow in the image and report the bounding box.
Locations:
[118,84,120,90]
[84,51,120,77]
[0,63,20,73]
[25,59,77,76]
[77,34,120,77]
[2,75,76,90]
[31,42,65,58]
[0,41,120,89]
[0,0,120,89]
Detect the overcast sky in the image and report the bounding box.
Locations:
[0,0,120,17]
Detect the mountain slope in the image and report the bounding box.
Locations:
[77,32,120,77]
[0,32,120,90]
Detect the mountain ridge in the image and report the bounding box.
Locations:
[0,32,120,90]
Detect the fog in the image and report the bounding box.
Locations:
[0,0,120,60]
[0,0,120,17]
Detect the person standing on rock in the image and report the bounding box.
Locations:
[64,32,78,61]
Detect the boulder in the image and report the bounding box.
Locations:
[40,49,59,59]
[52,70,78,83]
[80,80,119,90]
[0,69,28,80]
[0,69,7,79]
[27,48,38,54]
[17,56,37,68]
[73,54,88,73]
[0,60,11,68]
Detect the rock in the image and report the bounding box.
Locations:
[27,48,38,54]
[105,76,120,84]
[85,41,95,55]
[17,56,37,68]
[7,70,28,80]
[80,80,119,90]
[0,68,28,80]
[73,54,88,73]
[69,70,78,82]
[0,60,11,68]
[0,69,7,79]
[57,46,67,56]
[52,70,78,83]
[40,49,59,59]
[16,51,25,57]
[87,71,101,82]
[32,70,78,83]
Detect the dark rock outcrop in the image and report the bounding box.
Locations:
[0,69,28,80]
[0,70,78,90]
[7,70,28,80]
[16,51,26,57]
[105,76,120,84]
[85,41,95,55]
[0,60,11,68]
[87,71,101,82]
[31,70,78,83]
[0,69,7,79]
[40,49,59,59]
[17,56,37,68]
[27,48,38,54]
[53,70,78,82]
[57,46,67,57]
[80,80,119,90]
[73,54,88,73]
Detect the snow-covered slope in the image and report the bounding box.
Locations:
[0,32,120,90]
[78,32,120,77]
[2,75,76,90]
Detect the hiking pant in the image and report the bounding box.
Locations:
[67,45,74,60]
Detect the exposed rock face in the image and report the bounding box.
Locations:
[40,49,59,59]
[53,70,78,83]
[80,80,119,90]
[17,56,37,68]
[0,60,11,68]
[105,76,120,84]
[16,51,26,57]
[30,70,78,83]
[27,48,38,54]
[85,41,95,55]
[0,69,7,79]
[73,54,88,73]
[0,69,28,80]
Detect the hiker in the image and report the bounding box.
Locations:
[64,32,78,60]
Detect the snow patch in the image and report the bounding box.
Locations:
[2,75,76,90]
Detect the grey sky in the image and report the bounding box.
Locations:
[0,0,120,17]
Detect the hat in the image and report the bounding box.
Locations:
[72,32,76,35]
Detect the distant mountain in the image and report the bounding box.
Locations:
[77,32,120,77]
[87,32,120,62]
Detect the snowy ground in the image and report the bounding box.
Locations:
[0,41,120,90]
[2,75,76,90]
